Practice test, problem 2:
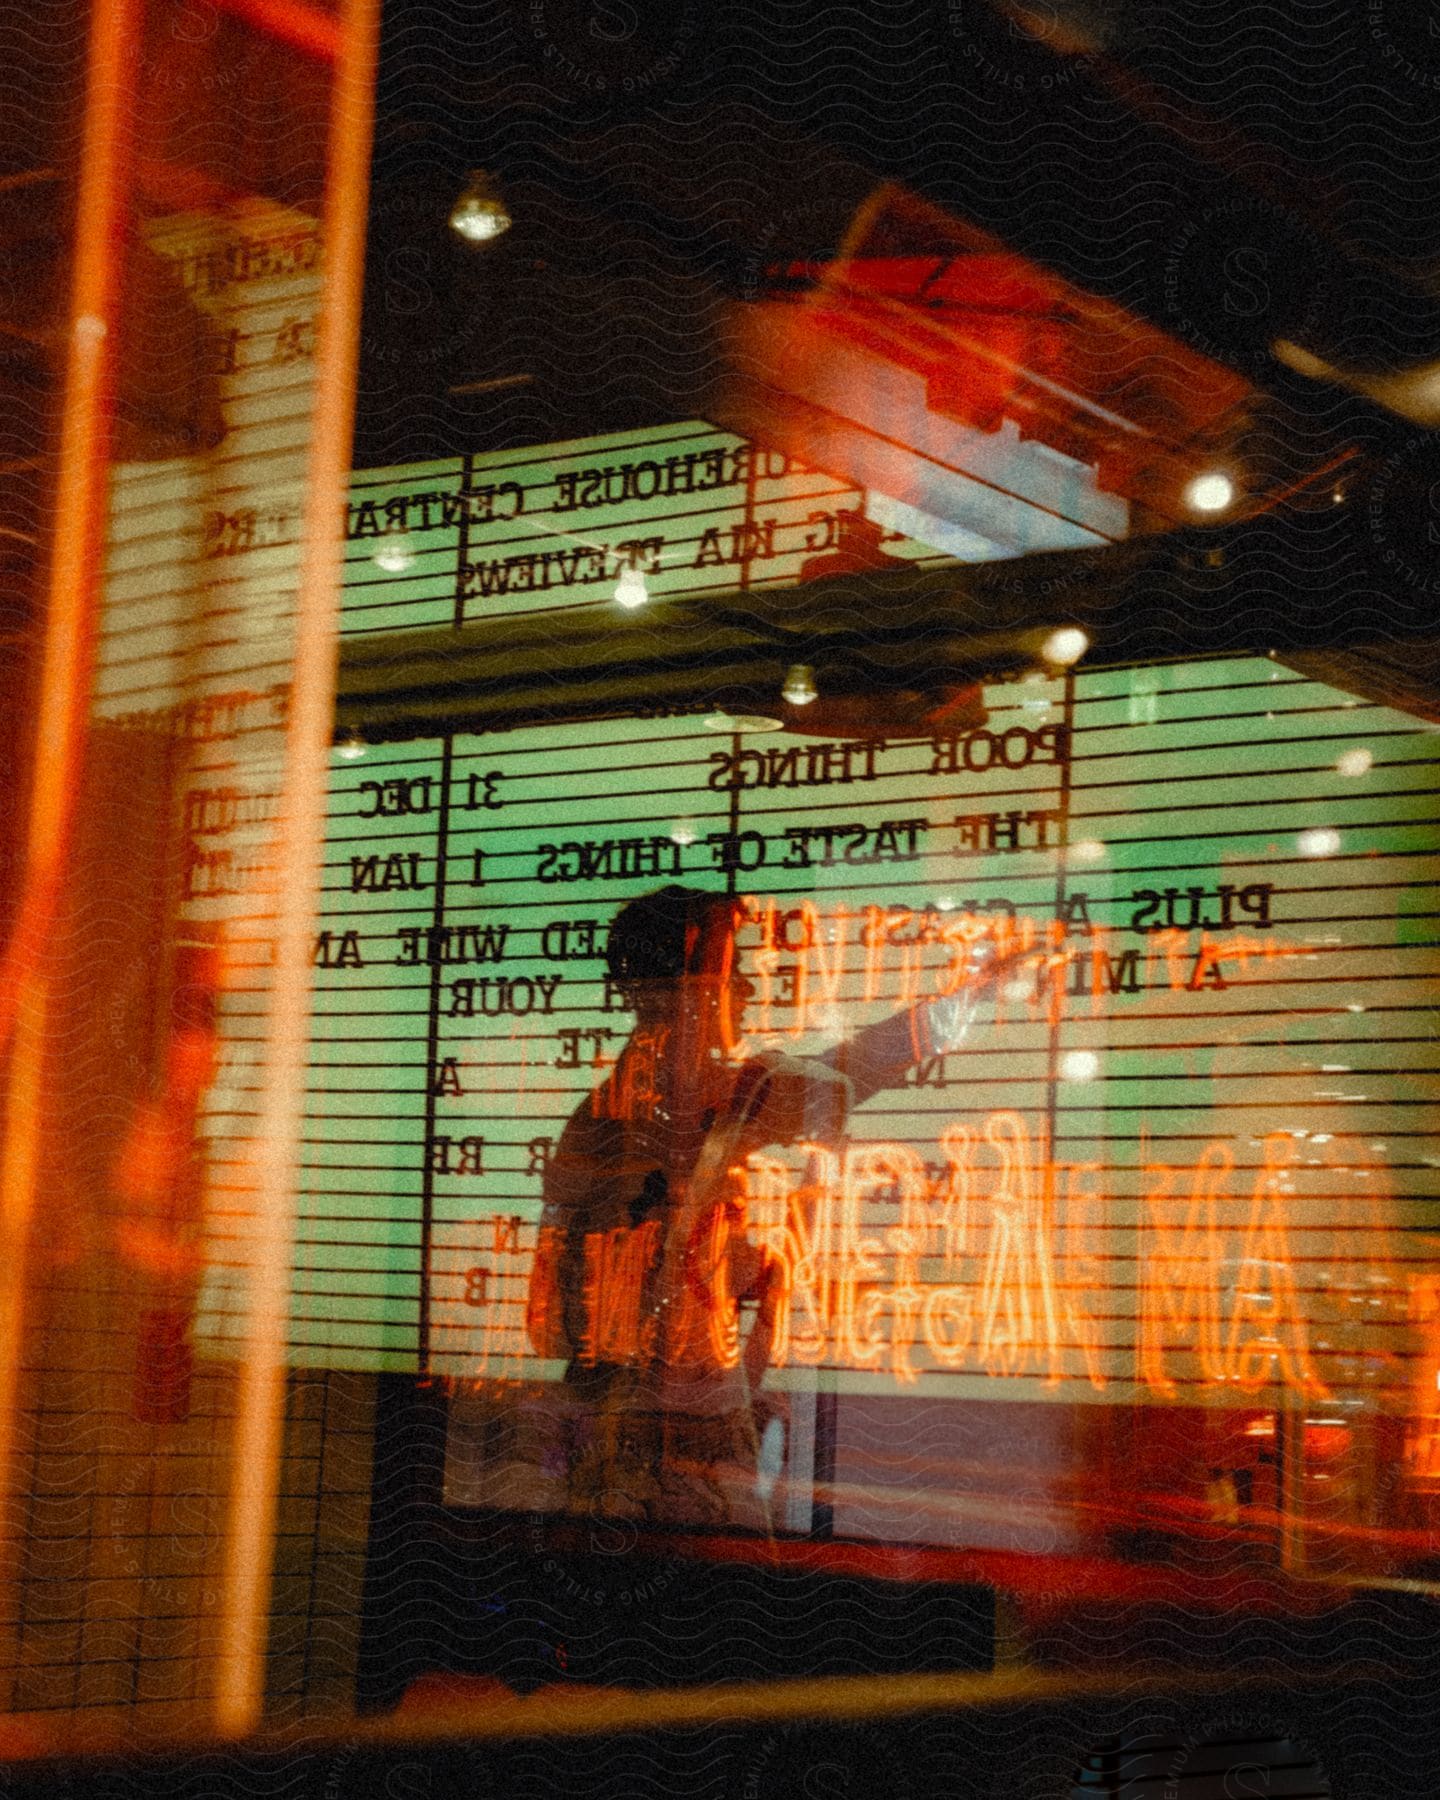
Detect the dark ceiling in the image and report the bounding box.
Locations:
[356,0,1440,477]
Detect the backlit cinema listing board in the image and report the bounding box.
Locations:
[286,425,1440,1565]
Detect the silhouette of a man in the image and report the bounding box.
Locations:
[526,884,998,1526]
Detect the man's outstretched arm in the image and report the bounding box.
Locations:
[818,947,1016,1104]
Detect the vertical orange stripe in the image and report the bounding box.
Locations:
[213,0,380,1738]
[0,0,138,1591]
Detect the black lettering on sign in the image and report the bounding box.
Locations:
[770,965,801,1007]
[613,536,664,574]
[202,507,292,558]
[351,852,426,892]
[550,446,792,512]
[185,844,272,898]
[430,1135,485,1175]
[526,1137,554,1175]
[449,975,562,1017]
[180,229,318,296]
[1127,882,1273,934]
[184,785,269,835]
[1058,893,1093,934]
[359,489,420,533]
[460,481,524,524]
[781,819,928,869]
[464,544,607,599]
[1067,948,1142,995]
[492,1216,521,1254]
[707,741,882,790]
[555,1027,617,1068]
[953,809,1063,853]
[704,830,767,874]
[151,684,287,746]
[540,919,600,961]
[463,771,503,811]
[930,724,1070,775]
[313,929,364,969]
[693,518,777,569]
[536,837,685,884]
[354,483,523,538]
[432,1056,463,1097]
[396,923,510,965]
[358,777,433,817]
[454,922,510,962]
[906,1055,952,1089]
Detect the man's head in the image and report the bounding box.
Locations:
[605,886,747,1033]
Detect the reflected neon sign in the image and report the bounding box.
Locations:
[734,897,1310,1046]
[740,1119,1338,1397]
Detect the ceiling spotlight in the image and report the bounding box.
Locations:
[614,565,649,609]
[449,169,512,244]
[782,662,818,705]
[336,727,367,761]
[1041,626,1089,666]
[669,818,697,846]
[1060,1049,1100,1083]
[1184,471,1235,514]
[374,534,416,574]
[1297,826,1342,858]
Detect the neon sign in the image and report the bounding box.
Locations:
[733,898,1313,1046]
[518,1114,1375,1401]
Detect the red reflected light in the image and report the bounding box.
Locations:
[1303,1421,1352,1462]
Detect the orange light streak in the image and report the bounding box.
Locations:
[861,904,886,1002]
[977,1112,1063,1381]
[0,0,139,1603]
[715,909,748,1060]
[523,1119,1390,1403]
[921,1124,975,1368]
[581,1220,661,1366]
[780,1144,839,1366]
[836,1144,930,1381]
[217,0,341,61]
[666,1203,740,1369]
[801,899,847,1030]
[1056,1159,1107,1390]
[1226,1132,1330,1398]
[214,0,380,1740]
[525,1226,566,1360]
[1137,1144,1228,1396]
[591,1026,667,1121]
[1405,1276,1440,1482]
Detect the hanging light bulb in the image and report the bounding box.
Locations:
[782,662,817,705]
[336,727,367,761]
[614,564,648,609]
[374,534,416,574]
[448,169,512,244]
[1041,626,1089,666]
[1183,470,1235,513]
